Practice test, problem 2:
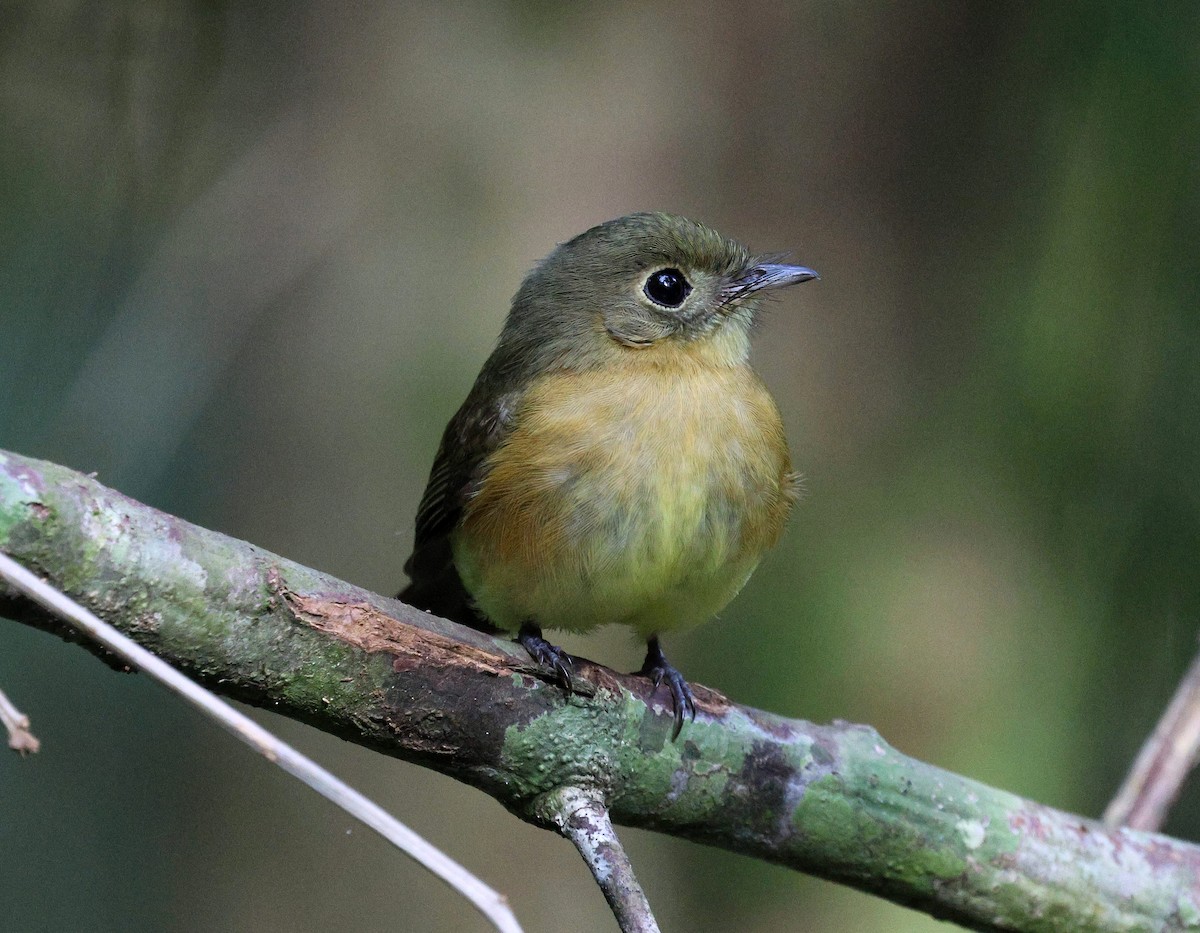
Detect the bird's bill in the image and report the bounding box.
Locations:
[739,263,820,292]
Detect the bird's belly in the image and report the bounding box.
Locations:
[453,364,794,637]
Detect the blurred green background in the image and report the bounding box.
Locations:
[2,2,1199,931]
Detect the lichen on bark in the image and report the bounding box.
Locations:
[4,448,1200,932]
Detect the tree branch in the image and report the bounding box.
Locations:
[1105,643,1200,832]
[537,787,659,933]
[0,683,40,755]
[3,447,1200,932]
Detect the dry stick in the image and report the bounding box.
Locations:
[1105,644,1200,831]
[0,685,40,755]
[539,787,660,933]
[0,551,522,933]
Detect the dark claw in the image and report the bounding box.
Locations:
[638,637,697,740]
[518,623,574,695]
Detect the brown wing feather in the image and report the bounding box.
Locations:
[399,382,521,629]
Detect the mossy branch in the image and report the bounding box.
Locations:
[2,448,1198,932]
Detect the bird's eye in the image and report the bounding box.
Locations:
[643,268,692,308]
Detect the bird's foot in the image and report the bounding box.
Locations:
[638,637,696,740]
[518,623,574,694]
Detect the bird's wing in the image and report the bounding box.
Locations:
[399,382,521,628]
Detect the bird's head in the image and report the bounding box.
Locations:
[497,212,817,374]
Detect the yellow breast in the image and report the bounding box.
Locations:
[454,352,795,637]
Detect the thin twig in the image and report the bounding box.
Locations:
[0,551,521,933]
[0,685,40,755]
[1105,643,1200,831]
[540,787,660,933]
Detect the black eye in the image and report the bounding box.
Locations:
[643,268,691,308]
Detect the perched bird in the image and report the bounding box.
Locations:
[401,212,816,737]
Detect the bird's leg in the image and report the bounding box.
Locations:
[517,622,574,694]
[638,636,697,740]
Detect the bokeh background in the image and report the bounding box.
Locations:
[3,2,1199,931]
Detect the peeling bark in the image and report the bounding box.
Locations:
[3,448,1200,932]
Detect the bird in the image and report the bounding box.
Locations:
[400,212,817,737]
